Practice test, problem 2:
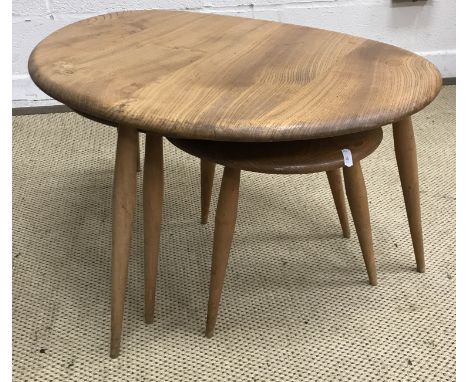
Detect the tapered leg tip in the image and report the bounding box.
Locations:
[343,230,351,239]
[417,265,426,273]
[110,347,120,359]
[200,213,208,224]
[110,336,122,358]
[205,322,215,338]
[369,279,378,287]
[145,316,154,325]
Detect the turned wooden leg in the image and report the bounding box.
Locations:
[143,133,164,324]
[110,127,138,358]
[136,134,141,173]
[205,167,241,338]
[326,169,351,238]
[343,161,377,286]
[201,159,216,224]
[393,117,425,273]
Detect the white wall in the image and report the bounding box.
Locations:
[13,0,455,107]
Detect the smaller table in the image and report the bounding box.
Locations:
[169,129,384,337]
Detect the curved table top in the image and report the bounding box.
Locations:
[29,10,442,142]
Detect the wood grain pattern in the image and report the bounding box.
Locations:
[29,10,441,142]
[168,129,383,174]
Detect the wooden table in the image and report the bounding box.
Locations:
[28,10,442,358]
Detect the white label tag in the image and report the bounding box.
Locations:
[342,149,353,167]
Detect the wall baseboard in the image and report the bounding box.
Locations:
[443,77,456,85]
[13,104,72,116]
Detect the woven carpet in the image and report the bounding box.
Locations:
[13,86,455,381]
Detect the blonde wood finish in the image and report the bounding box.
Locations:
[343,162,377,286]
[143,134,164,324]
[326,169,351,239]
[168,129,383,174]
[110,127,138,358]
[29,10,441,142]
[200,159,216,225]
[206,167,241,338]
[393,117,425,273]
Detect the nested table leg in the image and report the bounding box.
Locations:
[343,161,377,286]
[326,169,351,238]
[393,117,425,273]
[111,127,138,358]
[143,134,164,324]
[206,167,241,338]
[201,159,216,224]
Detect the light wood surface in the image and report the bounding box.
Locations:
[326,169,351,239]
[393,117,425,272]
[143,134,164,324]
[343,161,377,286]
[29,10,441,142]
[110,127,138,358]
[200,159,216,225]
[168,129,383,174]
[206,167,241,338]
